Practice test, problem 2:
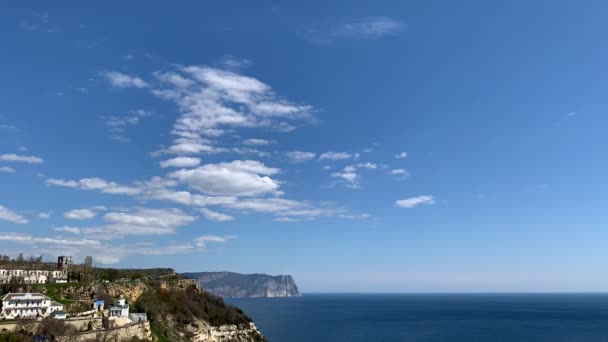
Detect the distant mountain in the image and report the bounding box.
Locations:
[182,272,301,298]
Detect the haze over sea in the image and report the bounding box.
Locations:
[228,294,608,342]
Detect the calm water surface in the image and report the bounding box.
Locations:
[227,293,608,342]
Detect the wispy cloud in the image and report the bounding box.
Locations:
[0,167,15,173]
[319,152,351,161]
[200,208,234,222]
[395,195,435,208]
[0,154,44,164]
[104,110,151,142]
[243,138,275,146]
[102,71,148,88]
[64,209,97,220]
[286,151,316,162]
[306,17,405,43]
[395,152,408,159]
[150,65,313,156]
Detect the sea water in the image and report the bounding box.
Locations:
[227,293,608,342]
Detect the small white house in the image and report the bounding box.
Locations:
[0,293,64,319]
[108,298,129,318]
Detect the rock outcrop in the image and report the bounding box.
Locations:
[182,272,301,298]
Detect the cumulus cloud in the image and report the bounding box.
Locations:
[286,151,316,162]
[395,152,408,159]
[0,205,29,224]
[64,209,97,220]
[160,156,201,168]
[99,207,197,235]
[0,154,44,164]
[102,71,148,88]
[0,167,15,173]
[319,152,351,161]
[395,195,435,208]
[200,208,234,222]
[169,160,281,196]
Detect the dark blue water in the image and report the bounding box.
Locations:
[227,294,608,342]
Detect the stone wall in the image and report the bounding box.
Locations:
[55,321,151,342]
[0,317,102,334]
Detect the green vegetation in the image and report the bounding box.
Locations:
[132,282,264,341]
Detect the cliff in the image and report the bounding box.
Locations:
[182,272,301,298]
[1,279,266,342]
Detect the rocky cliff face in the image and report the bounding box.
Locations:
[183,272,301,298]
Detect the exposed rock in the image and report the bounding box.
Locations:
[183,272,301,298]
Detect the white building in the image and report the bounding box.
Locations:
[0,269,67,284]
[0,293,64,319]
[108,298,129,318]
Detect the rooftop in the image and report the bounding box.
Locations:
[1,293,51,301]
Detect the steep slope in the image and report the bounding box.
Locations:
[182,272,301,298]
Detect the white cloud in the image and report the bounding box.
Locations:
[395,195,435,208]
[151,65,312,156]
[391,168,408,175]
[0,233,99,246]
[102,71,148,88]
[331,171,359,188]
[38,211,52,219]
[338,17,404,38]
[243,138,274,146]
[169,160,281,196]
[200,208,234,222]
[193,235,238,248]
[103,208,196,230]
[0,167,15,173]
[395,152,408,159]
[220,55,252,70]
[104,110,151,142]
[319,152,351,161]
[0,231,235,265]
[160,156,201,168]
[54,226,81,234]
[46,177,141,195]
[0,124,18,131]
[0,205,29,224]
[64,209,97,220]
[357,162,377,169]
[286,151,316,162]
[0,154,44,164]
[307,17,404,43]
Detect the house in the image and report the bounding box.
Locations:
[105,297,130,328]
[0,293,64,319]
[108,298,129,318]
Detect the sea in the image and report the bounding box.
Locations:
[227,293,608,342]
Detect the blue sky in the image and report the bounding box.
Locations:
[1,1,608,292]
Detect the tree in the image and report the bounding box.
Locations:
[16,253,24,264]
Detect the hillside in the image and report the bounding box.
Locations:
[183,272,301,298]
[0,278,266,341]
